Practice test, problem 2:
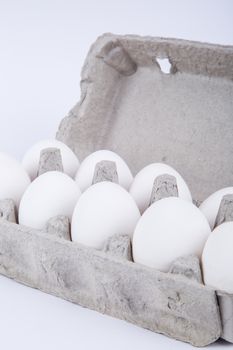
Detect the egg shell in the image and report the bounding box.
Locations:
[129,163,192,214]
[71,181,140,249]
[132,197,211,272]
[202,221,233,293]
[75,150,133,192]
[19,171,81,229]
[22,139,80,180]
[0,152,31,207]
[199,187,233,230]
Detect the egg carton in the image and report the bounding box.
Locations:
[1,33,233,346]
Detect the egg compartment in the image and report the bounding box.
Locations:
[0,147,230,347]
[0,33,233,346]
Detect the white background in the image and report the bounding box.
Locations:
[0,1,233,349]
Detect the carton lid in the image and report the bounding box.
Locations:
[57,33,233,201]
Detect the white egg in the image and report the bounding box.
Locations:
[133,197,211,272]
[129,163,192,214]
[19,171,81,229]
[0,152,31,207]
[199,187,233,230]
[75,150,133,192]
[202,222,233,293]
[71,182,140,249]
[22,139,80,180]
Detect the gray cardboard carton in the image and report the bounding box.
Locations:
[1,33,233,346]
